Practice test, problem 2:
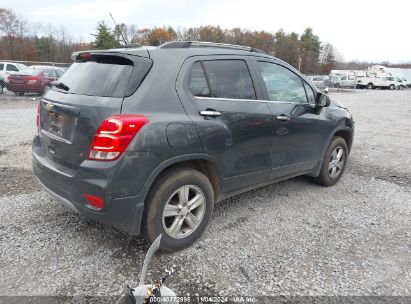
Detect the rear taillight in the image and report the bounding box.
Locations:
[82,194,103,210]
[36,103,40,128]
[88,114,149,161]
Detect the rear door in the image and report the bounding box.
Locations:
[252,59,331,179]
[38,53,152,169]
[176,56,273,193]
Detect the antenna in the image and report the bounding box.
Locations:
[109,12,128,45]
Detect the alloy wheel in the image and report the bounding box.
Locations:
[162,185,206,239]
[328,146,345,179]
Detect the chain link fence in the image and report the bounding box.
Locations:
[0,60,71,99]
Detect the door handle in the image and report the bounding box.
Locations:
[200,110,221,117]
[276,115,290,121]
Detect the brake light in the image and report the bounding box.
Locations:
[82,194,103,210]
[36,102,40,128]
[88,114,149,161]
[79,52,92,60]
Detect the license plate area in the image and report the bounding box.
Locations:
[49,111,64,136]
[41,101,79,143]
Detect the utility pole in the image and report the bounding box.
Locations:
[298,48,305,72]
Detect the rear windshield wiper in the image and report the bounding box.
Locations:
[51,81,70,91]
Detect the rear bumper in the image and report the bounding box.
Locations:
[6,83,44,93]
[32,141,146,235]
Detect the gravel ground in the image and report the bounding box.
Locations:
[0,90,410,298]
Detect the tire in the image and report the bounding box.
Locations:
[366,83,373,90]
[398,85,404,90]
[313,136,348,187]
[17,92,25,96]
[142,167,214,252]
[389,84,395,90]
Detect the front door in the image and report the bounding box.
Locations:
[177,57,273,193]
[252,59,330,179]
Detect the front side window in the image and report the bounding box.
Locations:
[202,60,256,100]
[257,61,308,104]
[6,64,19,72]
[303,81,316,104]
[0,63,4,70]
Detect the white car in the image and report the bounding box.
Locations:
[330,75,356,88]
[0,62,27,83]
[395,77,409,89]
[357,76,397,90]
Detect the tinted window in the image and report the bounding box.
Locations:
[44,69,60,78]
[203,60,256,100]
[257,61,308,104]
[6,64,19,72]
[56,56,134,97]
[188,62,210,97]
[56,69,65,77]
[16,69,39,76]
[303,81,316,104]
[0,63,4,70]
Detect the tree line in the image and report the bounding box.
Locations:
[1,8,409,74]
[93,21,333,75]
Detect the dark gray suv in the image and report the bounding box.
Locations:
[33,41,354,251]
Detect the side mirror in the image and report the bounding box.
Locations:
[316,92,330,107]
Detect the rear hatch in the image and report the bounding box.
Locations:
[38,51,152,169]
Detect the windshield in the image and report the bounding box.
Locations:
[17,64,28,70]
[56,55,133,98]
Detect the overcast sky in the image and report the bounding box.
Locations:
[5,0,411,62]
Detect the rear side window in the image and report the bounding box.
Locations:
[0,63,4,70]
[202,60,256,100]
[6,64,19,72]
[56,55,151,98]
[188,62,210,97]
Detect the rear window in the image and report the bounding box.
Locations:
[16,69,41,76]
[56,55,150,98]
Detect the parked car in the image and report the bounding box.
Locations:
[307,75,326,89]
[357,76,397,90]
[33,41,354,251]
[0,62,27,83]
[6,67,65,95]
[329,75,356,88]
[401,77,410,88]
[395,77,406,90]
[0,75,4,93]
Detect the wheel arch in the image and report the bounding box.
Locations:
[333,129,353,154]
[141,154,222,208]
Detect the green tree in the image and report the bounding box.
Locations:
[299,27,321,74]
[91,21,119,49]
[0,8,21,59]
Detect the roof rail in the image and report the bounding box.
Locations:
[159,41,267,54]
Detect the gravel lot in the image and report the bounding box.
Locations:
[0,89,410,298]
